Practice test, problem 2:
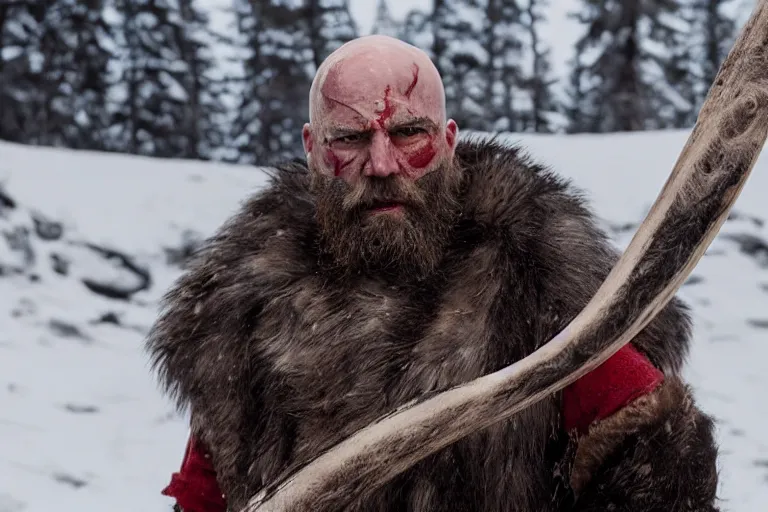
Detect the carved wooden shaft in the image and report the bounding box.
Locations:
[244,1,768,510]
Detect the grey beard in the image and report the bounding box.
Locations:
[310,161,464,281]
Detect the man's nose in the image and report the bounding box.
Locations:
[364,132,400,178]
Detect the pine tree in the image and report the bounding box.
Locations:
[398,8,432,53]
[307,0,357,69]
[432,0,491,131]
[109,0,228,159]
[0,1,46,144]
[32,0,114,150]
[197,0,244,163]
[371,0,400,38]
[520,0,558,132]
[177,0,230,160]
[688,0,738,111]
[110,0,185,156]
[484,0,526,132]
[428,0,553,134]
[566,0,696,133]
[232,0,313,165]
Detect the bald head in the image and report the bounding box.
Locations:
[302,35,458,184]
[309,35,446,125]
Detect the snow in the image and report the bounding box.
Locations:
[0,146,267,511]
[1,129,767,511]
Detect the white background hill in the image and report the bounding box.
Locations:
[1,130,766,511]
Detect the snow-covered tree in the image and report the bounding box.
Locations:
[0,0,115,149]
[399,8,433,54]
[110,0,186,157]
[307,0,357,69]
[175,0,230,160]
[371,0,400,38]
[566,0,697,133]
[519,0,558,132]
[693,0,737,87]
[0,1,45,144]
[432,0,492,130]
[429,0,553,134]
[109,0,228,159]
[231,0,313,165]
[687,0,738,112]
[484,0,528,132]
[32,0,114,150]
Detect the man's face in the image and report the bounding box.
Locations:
[303,51,457,189]
[302,39,462,278]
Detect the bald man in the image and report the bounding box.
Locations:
[148,36,719,512]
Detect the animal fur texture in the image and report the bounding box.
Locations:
[568,377,719,511]
[146,136,719,511]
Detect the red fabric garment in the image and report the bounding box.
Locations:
[162,344,662,510]
[562,343,664,434]
[162,435,226,512]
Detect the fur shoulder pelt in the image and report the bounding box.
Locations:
[454,136,692,373]
[146,135,693,511]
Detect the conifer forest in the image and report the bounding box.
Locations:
[0,0,745,164]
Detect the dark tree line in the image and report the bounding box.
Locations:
[0,0,741,163]
[564,0,738,133]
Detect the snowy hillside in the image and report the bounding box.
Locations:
[1,131,767,511]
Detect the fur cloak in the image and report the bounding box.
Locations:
[146,136,719,511]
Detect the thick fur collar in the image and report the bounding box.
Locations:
[146,136,692,511]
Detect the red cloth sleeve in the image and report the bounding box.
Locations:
[562,343,664,434]
[162,435,227,512]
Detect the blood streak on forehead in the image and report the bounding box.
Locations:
[314,47,443,131]
[404,64,419,98]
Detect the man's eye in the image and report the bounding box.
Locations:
[393,126,426,137]
[335,133,365,144]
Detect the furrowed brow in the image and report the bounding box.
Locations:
[389,117,438,131]
[327,126,369,138]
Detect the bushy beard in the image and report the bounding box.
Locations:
[310,160,464,281]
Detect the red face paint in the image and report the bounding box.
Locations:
[406,141,437,169]
[325,149,353,177]
[404,64,419,98]
[375,85,394,127]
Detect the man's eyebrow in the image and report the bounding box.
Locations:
[389,117,437,130]
[326,117,437,139]
[327,125,370,138]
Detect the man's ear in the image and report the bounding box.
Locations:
[302,123,314,155]
[445,119,458,153]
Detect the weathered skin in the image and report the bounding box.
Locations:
[302,35,458,198]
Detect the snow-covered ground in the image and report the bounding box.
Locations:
[1,130,766,511]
